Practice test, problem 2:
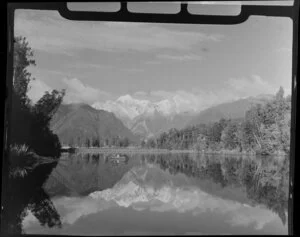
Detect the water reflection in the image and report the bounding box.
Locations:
[2,153,289,235]
[145,154,289,227]
[1,161,61,235]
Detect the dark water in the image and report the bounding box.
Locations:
[2,152,289,235]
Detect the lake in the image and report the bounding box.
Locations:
[2,152,289,235]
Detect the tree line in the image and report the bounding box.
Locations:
[66,136,131,148]
[141,87,291,156]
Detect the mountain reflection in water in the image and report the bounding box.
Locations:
[2,153,289,235]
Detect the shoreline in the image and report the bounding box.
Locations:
[71,147,287,157]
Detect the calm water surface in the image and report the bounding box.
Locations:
[3,152,289,235]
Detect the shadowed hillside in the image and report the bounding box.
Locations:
[50,103,139,147]
[188,95,273,127]
[128,95,273,139]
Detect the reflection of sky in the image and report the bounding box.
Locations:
[22,165,287,235]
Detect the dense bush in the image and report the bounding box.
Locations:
[141,87,291,156]
[10,36,65,158]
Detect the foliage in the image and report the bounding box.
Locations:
[145,87,291,156]
[193,134,208,151]
[221,121,241,150]
[2,160,61,235]
[70,135,132,148]
[13,36,36,106]
[10,36,65,158]
[9,144,32,176]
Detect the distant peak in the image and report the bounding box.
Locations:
[117,94,133,102]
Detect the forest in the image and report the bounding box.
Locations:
[141,87,291,156]
[76,136,131,148]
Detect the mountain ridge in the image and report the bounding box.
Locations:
[50,103,139,146]
[53,94,274,142]
[95,94,273,139]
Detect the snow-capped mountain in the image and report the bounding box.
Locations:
[92,94,196,121]
[91,93,274,139]
[87,164,251,212]
[92,94,198,138]
[88,164,190,208]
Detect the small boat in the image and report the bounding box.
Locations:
[110,154,127,161]
[105,154,129,164]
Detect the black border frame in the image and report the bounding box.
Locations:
[2,1,299,236]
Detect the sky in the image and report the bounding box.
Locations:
[14,2,293,111]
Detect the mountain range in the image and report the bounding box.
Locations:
[91,94,273,139]
[49,94,273,144]
[88,163,252,209]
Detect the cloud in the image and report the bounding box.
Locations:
[62,78,112,104]
[148,89,238,112]
[14,10,224,55]
[149,90,175,99]
[22,210,39,229]
[50,196,115,225]
[121,68,144,73]
[133,91,149,99]
[66,62,114,70]
[145,60,161,65]
[27,78,52,103]
[27,74,284,115]
[157,53,203,62]
[134,91,148,96]
[227,207,278,230]
[28,180,278,232]
[226,75,279,98]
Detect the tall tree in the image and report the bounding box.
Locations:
[85,138,90,148]
[13,36,36,106]
[221,121,240,150]
[34,90,65,125]
[194,134,208,151]
[11,36,65,157]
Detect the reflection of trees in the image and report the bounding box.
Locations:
[84,153,90,165]
[91,154,100,165]
[145,154,289,226]
[222,157,243,185]
[1,161,61,235]
[242,157,289,226]
[28,189,62,228]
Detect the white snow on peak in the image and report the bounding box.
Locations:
[91,93,198,121]
[117,94,134,102]
[155,99,175,116]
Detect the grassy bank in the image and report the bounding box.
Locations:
[9,145,58,178]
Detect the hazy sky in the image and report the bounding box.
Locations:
[14,2,293,110]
